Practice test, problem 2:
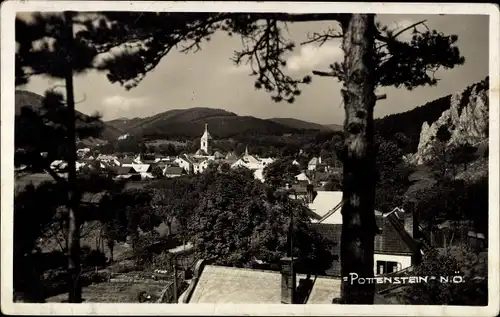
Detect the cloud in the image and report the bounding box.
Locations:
[390,19,420,42]
[286,41,343,73]
[101,95,148,118]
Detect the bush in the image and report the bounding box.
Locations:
[151,252,173,272]
[402,245,487,305]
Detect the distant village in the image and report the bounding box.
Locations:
[42,123,337,187]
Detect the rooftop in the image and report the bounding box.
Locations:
[308,191,343,224]
[182,261,342,304]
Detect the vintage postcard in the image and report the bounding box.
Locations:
[1,1,499,316]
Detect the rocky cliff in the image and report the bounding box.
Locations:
[407,77,489,165]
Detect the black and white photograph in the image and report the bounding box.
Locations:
[1,1,499,316]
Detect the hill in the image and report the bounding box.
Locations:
[106,107,299,139]
[105,117,143,132]
[15,90,123,141]
[268,118,335,132]
[324,123,343,131]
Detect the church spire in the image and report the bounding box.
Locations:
[200,122,211,154]
[245,145,249,156]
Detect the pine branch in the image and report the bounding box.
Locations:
[301,28,343,46]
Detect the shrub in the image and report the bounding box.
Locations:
[402,245,487,305]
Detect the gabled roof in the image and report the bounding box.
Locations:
[165,166,184,175]
[239,155,260,165]
[225,152,238,160]
[115,166,136,175]
[375,213,415,255]
[213,151,225,159]
[181,261,341,304]
[131,164,151,173]
[195,149,210,156]
[181,154,206,165]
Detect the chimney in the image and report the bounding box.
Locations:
[403,210,423,265]
[306,184,314,203]
[403,211,417,238]
[280,257,297,304]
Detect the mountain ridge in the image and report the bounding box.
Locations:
[267,117,341,132]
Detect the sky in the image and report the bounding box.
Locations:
[17,13,489,125]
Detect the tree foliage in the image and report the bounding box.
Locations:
[402,245,487,306]
[15,90,103,176]
[374,136,413,211]
[263,158,300,187]
[412,176,488,242]
[187,171,333,272]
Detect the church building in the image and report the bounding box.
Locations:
[195,123,212,157]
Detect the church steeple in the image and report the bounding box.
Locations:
[245,145,249,156]
[200,123,211,154]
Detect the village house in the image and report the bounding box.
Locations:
[196,159,213,174]
[285,182,315,202]
[113,166,140,180]
[175,154,212,174]
[175,155,193,173]
[231,147,275,171]
[164,166,185,178]
[307,191,419,277]
[96,154,121,167]
[119,163,155,180]
[213,150,225,160]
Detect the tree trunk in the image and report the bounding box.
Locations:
[63,11,82,303]
[108,241,115,263]
[339,14,377,305]
[164,220,172,236]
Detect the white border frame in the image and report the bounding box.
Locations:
[1,1,499,316]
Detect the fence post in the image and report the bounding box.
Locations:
[173,255,178,303]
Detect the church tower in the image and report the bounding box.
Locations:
[200,123,212,154]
